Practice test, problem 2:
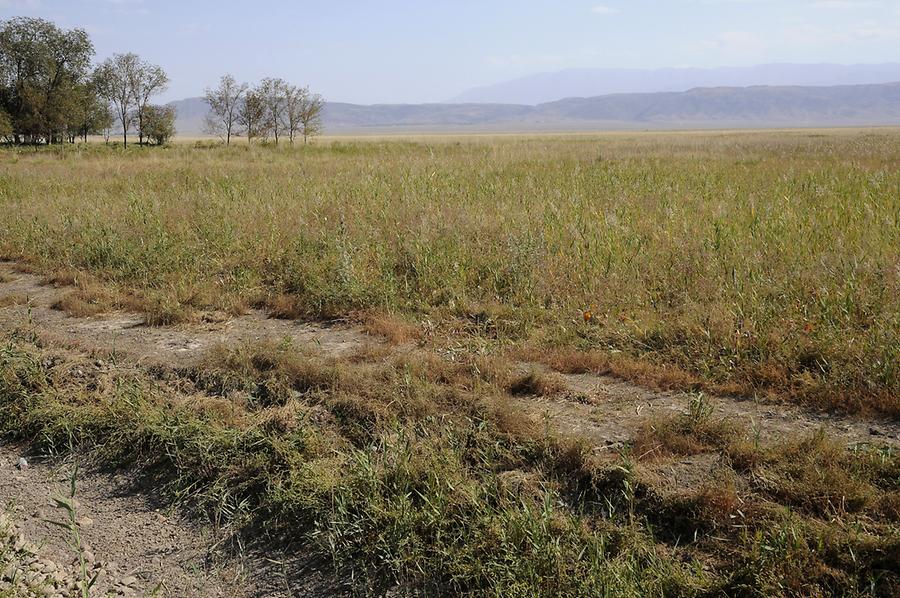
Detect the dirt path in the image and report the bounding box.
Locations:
[0,444,350,598]
[0,263,366,369]
[511,365,900,451]
[1,262,897,452]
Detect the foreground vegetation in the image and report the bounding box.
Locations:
[0,130,897,414]
[1,333,897,596]
[1,129,899,595]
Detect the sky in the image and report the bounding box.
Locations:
[1,0,898,103]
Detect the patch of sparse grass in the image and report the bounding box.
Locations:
[634,393,740,458]
[0,294,28,308]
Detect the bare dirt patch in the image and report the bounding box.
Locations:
[0,444,246,597]
[0,263,368,369]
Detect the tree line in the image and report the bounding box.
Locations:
[0,16,324,147]
[204,75,324,145]
[0,17,173,146]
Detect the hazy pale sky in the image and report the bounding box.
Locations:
[1,0,898,103]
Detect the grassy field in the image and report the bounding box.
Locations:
[0,129,897,413]
[0,130,899,596]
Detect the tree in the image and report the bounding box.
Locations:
[94,53,139,147]
[70,83,113,142]
[130,59,168,145]
[0,107,12,141]
[258,77,287,145]
[0,17,95,143]
[237,88,265,144]
[283,84,308,145]
[142,104,175,145]
[203,74,246,145]
[299,91,325,143]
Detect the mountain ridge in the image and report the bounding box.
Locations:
[451,63,900,105]
[170,80,900,135]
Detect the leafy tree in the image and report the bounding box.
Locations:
[0,107,12,141]
[142,104,175,145]
[299,91,325,143]
[94,53,140,147]
[130,59,168,145]
[238,88,265,144]
[283,84,309,145]
[258,77,287,145]
[0,17,94,143]
[204,74,247,145]
[68,81,113,142]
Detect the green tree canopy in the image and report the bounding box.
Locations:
[0,16,95,143]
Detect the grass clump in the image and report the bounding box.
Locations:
[634,393,740,458]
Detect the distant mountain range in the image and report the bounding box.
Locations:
[451,63,900,105]
[170,81,900,135]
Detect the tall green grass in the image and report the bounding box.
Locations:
[0,130,897,410]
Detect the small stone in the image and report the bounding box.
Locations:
[120,575,138,587]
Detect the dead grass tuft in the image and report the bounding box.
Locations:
[51,286,117,317]
[519,346,712,394]
[0,293,29,308]
[484,397,543,442]
[733,432,888,518]
[507,369,568,396]
[42,268,84,288]
[360,311,420,345]
[260,293,307,320]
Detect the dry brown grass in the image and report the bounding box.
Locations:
[359,311,421,345]
[0,293,29,308]
[42,268,82,288]
[519,346,714,393]
[257,293,307,320]
[46,275,198,325]
[506,369,568,397]
[51,286,117,317]
[727,432,896,519]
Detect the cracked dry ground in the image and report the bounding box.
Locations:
[0,261,898,596]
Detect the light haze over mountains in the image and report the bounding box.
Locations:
[451,63,900,105]
[170,64,900,135]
